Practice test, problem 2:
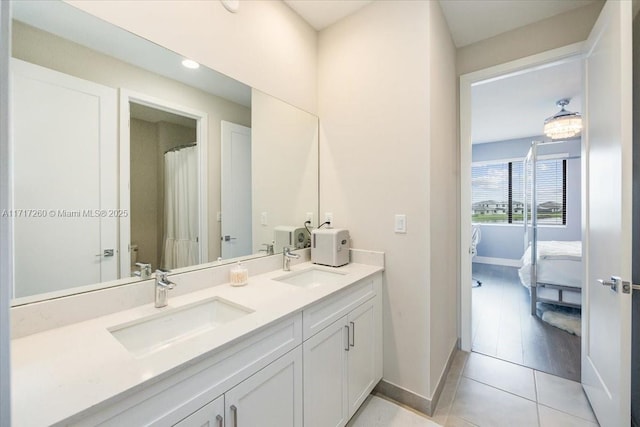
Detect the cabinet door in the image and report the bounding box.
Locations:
[225,347,302,427]
[347,299,377,418]
[173,395,224,427]
[303,316,349,427]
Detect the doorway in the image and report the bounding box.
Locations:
[119,90,209,277]
[460,47,585,381]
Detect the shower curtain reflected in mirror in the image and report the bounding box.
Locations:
[161,144,199,269]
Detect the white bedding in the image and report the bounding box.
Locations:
[518,241,583,289]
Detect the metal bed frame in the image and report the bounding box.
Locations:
[523,141,581,316]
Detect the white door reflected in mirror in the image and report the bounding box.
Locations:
[12,59,118,298]
[221,121,252,259]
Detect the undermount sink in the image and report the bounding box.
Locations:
[274,267,347,289]
[109,297,253,358]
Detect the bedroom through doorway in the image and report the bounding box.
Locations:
[467,57,584,382]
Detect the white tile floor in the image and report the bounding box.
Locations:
[347,395,441,427]
[353,351,599,427]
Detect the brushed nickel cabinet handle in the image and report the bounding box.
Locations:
[231,405,238,427]
[350,321,355,347]
[344,325,350,351]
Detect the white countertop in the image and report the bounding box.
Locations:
[11,261,383,426]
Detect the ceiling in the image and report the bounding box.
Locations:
[283,0,589,143]
[439,0,597,47]
[130,103,197,129]
[284,0,597,46]
[283,0,373,30]
[472,59,583,144]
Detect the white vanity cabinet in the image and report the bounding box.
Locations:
[34,267,383,427]
[174,347,303,427]
[302,316,349,427]
[70,314,303,427]
[302,274,382,427]
[174,395,224,427]
[225,346,303,427]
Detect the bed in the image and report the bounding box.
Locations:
[518,240,583,312]
[521,141,583,315]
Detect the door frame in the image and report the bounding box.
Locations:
[119,89,208,277]
[458,42,584,351]
[0,1,11,425]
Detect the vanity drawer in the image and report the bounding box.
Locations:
[70,313,302,426]
[302,274,380,341]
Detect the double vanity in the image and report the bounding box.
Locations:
[11,250,383,426]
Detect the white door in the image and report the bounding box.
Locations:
[12,59,118,298]
[221,121,252,259]
[582,1,633,425]
[225,347,302,427]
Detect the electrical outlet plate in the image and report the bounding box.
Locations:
[260,212,268,226]
[306,212,314,224]
[324,212,333,225]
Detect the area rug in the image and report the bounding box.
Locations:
[536,303,581,336]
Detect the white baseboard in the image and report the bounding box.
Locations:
[473,256,522,268]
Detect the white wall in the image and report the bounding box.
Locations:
[426,0,459,398]
[65,0,317,114]
[318,0,457,402]
[251,89,318,253]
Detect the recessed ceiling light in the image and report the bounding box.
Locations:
[181,59,200,69]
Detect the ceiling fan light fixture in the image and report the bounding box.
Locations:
[543,98,582,140]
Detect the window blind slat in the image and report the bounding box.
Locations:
[472,159,566,225]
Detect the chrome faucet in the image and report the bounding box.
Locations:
[155,269,176,308]
[133,262,152,279]
[260,243,275,255]
[283,247,300,271]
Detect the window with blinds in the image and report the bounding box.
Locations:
[472,159,567,225]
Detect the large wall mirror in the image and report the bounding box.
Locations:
[10,1,319,304]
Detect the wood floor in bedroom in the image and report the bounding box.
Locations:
[471,263,581,382]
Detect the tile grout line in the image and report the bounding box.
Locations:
[533,369,599,424]
[536,402,599,424]
[461,356,596,424]
[442,354,474,427]
[459,374,539,404]
[534,369,541,426]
